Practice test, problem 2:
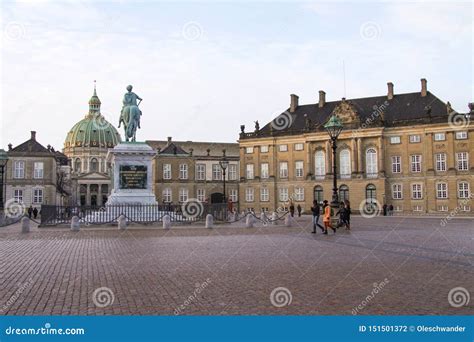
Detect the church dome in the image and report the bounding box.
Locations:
[64,85,121,149]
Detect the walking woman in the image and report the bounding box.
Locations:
[322,200,336,235]
[342,200,351,230]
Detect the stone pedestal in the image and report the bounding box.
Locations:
[106,142,157,205]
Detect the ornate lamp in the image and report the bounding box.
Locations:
[219,151,229,204]
[0,149,9,210]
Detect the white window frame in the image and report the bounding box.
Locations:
[409,135,421,143]
[260,145,269,153]
[456,152,469,171]
[162,188,172,202]
[179,163,188,180]
[229,189,238,203]
[390,136,401,144]
[260,188,269,202]
[279,188,289,202]
[294,187,304,201]
[315,151,325,178]
[197,188,206,202]
[163,164,172,180]
[391,156,401,173]
[294,143,304,151]
[196,164,206,180]
[295,161,304,178]
[245,188,254,202]
[228,164,237,180]
[212,164,222,180]
[434,133,445,141]
[260,163,269,179]
[458,182,470,199]
[366,148,378,177]
[455,131,468,140]
[279,162,288,178]
[14,161,25,179]
[435,153,447,172]
[14,189,23,203]
[392,184,403,199]
[246,164,254,180]
[33,188,43,204]
[436,182,448,199]
[245,147,254,154]
[278,144,288,152]
[33,162,44,179]
[339,149,351,178]
[411,183,423,200]
[411,155,422,173]
[179,188,189,202]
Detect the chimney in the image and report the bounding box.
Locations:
[290,94,299,113]
[31,131,36,141]
[387,82,394,100]
[318,90,326,108]
[421,78,427,97]
[167,136,172,144]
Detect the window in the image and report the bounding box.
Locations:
[163,164,171,179]
[392,184,403,199]
[455,131,468,140]
[229,189,238,203]
[33,162,44,179]
[260,188,269,202]
[340,149,351,178]
[436,183,448,199]
[90,158,98,172]
[74,158,81,173]
[314,186,323,204]
[413,205,423,212]
[197,188,206,202]
[162,188,172,202]
[391,156,401,173]
[438,205,448,212]
[457,152,469,171]
[228,164,237,180]
[409,135,421,143]
[390,136,401,144]
[294,143,304,151]
[435,153,447,172]
[260,163,269,179]
[315,151,325,178]
[279,188,289,202]
[434,133,445,141]
[366,149,378,177]
[246,164,254,179]
[196,164,206,180]
[260,145,269,153]
[295,161,304,178]
[179,188,189,202]
[279,162,288,178]
[295,187,304,201]
[14,189,23,203]
[365,184,377,204]
[14,161,25,179]
[33,189,43,203]
[245,188,254,202]
[179,164,188,179]
[279,144,288,152]
[411,183,423,199]
[339,185,349,202]
[458,182,470,199]
[212,164,222,180]
[411,155,422,173]
[245,147,254,154]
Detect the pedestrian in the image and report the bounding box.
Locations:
[310,200,324,234]
[342,200,351,230]
[33,207,38,219]
[322,200,336,235]
[389,204,394,216]
[28,205,33,219]
[297,204,302,217]
[383,203,388,216]
[289,201,295,217]
[336,202,346,228]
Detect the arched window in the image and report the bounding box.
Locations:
[315,151,325,178]
[366,148,378,177]
[74,158,82,173]
[339,185,349,202]
[365,184,377,204]
[340,149,351,178]
[90,158,98,172]
[314,185,323,204]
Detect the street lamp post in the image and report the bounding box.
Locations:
[0,149,9,222]
[324,115,344,227]
[219,150,229,204]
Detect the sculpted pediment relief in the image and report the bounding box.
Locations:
[332,99,360,125]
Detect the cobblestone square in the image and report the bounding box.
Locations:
[0,216,472,315]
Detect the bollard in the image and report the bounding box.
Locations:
[285,215,292,227]
[272,212,278,226]
[163,215,171,229]
[205,214,213,228]
[21,217,30,233]
[245,214,254,228]
[118,215,127,230]
[71,216,80,231]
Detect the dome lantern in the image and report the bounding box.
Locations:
[88,80,101,115]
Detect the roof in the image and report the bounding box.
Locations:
[158,142,189,156]
[243,91,455,139]
[146,140,239,157]
[8,132,68,164]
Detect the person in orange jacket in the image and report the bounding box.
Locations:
[322,200,336,235]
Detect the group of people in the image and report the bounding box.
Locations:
[310,200,351,235]
[27,206,39,219]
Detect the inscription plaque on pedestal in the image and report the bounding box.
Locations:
[119,165,147,189]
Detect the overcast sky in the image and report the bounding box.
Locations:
[1,0,472,150]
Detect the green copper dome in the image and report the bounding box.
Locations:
[64,86,121,149]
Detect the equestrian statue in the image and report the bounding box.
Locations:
[118,85,142,142]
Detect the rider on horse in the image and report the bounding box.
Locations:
[118,85,142,141]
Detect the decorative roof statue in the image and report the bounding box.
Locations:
[118,85,142,142]
[254,120,260,132]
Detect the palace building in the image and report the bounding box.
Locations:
[146,137,239,205]
[63,85,122,206]
[238,79,473,214]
